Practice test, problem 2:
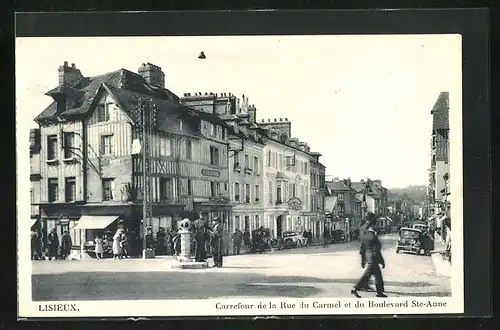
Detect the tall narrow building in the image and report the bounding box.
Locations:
[427,91,450,220]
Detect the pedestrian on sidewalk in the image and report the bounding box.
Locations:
[31,229,42,260]
[61,231,72,260]
[94,234,104,259]
[47,228,59,261]
[322,226,330,248]
[120,230,130,259]
[112,230,123,259]
[211,218,224,267]
[351,213,387,298]
[243,229,250,249]
[192,214,211,262]
[232,229,243,255]
[307,229,313,246]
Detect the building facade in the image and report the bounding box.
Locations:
[30,62,232,253]
[325,179,353,232]
[29,129,42,231]
[427,92,450,218]
[180,93,266,236]
[260,121,312,239]
[309,152,327,239]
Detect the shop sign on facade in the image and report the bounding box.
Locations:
[287,197,302,211]
[201,169,221,177]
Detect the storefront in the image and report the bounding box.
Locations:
[39,202,185,258]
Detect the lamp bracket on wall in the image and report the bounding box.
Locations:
[228,136,244,158]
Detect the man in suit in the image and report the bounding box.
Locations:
[351,213,387,298]
[192,214,211,262]
[211,218,224,267]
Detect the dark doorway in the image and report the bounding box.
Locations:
[276,215,283,238]
[244,216,250,231]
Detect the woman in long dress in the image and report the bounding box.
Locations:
[95,234,104,259]
[112,231,122,259]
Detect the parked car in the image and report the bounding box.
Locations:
[330,229,346,243]
[279,231,305,249]
[250,228,272,253]
[396,227,432,255]
[412,221,428,232]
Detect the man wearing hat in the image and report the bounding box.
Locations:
[211,218,224,267]
[192,213,211,262]
[351,213,387,298]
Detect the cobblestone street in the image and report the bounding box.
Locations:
[32,234,451,301]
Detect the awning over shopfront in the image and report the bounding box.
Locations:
[72,215,120,230]
[30,219,38,228]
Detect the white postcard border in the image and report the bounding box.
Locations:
[16,34,464,318]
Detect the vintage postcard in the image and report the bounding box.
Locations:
[17,34,463,318]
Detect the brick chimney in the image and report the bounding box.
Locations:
[138,63,165,88]
[58,62,83,87]
[248,104,256,124]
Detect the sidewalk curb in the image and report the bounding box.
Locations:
[431,252,451,277]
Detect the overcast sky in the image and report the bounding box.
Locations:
[16,35,461,189]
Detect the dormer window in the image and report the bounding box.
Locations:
[57,99,67,114]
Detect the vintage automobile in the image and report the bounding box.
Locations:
[412,221,428,232]
[250,228,272,253]
[396,227,432,255]
[278,231,305,249]
[330,229,346,243]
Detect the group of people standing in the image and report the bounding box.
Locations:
[191,216,225,267]
[31,228,73,261]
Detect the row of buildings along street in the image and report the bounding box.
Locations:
[30,61,397,259]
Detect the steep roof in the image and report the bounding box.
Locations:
[431,92,449,131]
[33,69,220,128]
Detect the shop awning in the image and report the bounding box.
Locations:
[72,215,120,230]
[30,219,38,228]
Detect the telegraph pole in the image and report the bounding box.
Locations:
[139,98,153,259]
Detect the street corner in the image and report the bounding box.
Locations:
[431,252,451,277]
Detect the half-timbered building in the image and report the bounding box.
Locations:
[31,62,231,254]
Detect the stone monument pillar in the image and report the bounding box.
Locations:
[177,218,191,262]
[171,218,209,269]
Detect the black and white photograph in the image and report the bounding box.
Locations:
[17,33,464,317]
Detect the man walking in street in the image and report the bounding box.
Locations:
[232,229,243,255]
[351,213,387,298]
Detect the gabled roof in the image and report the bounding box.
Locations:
[34,69,189,126]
